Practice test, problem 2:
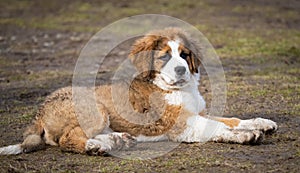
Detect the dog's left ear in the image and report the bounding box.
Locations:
[188,39,202,74]
[129,35,161,80]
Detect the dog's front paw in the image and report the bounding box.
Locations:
[253,118,278,134]
[89,132,136,155]
[109,132,137,150]
[85,139,111,156]
[121,133,137,148]
[212,129,264,145]
[236,118,278,134]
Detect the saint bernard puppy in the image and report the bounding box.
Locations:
[0,28,278,155]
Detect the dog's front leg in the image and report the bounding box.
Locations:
[208,116,278,134]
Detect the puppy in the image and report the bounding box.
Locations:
[0,28,277,155]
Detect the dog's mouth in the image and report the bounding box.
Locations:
[171,79,187,86]
[160,76,189,88]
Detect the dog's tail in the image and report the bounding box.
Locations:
[0,117,45,155]
[0,144,22,155]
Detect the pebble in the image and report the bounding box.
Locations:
[70,36,82,42]
[10,36,16,41]
[43,41,54,47]
[56,33,63,39]
[32,36,38,43]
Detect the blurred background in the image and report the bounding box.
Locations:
[0,0,299,172]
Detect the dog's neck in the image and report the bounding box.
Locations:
[158,74,206,115]
[128,73,204,115]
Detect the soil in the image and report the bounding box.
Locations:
[0,0,299,172]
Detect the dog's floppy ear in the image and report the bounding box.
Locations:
[188,39,202,74]
[129,35,161,80]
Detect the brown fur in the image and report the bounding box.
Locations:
[212,117,241,128]
[21,79,183,154]
[95,80,182,136]
[58,126,88,153]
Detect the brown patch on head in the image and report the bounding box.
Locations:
[129,35,167,80]
[177,44,201,74]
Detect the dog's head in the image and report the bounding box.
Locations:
[129,28,202,90]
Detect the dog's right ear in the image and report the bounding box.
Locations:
[129,35,161,80]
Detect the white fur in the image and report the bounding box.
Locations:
[168,40,189,68]
[164,74,205,114]
[88,132,136,152]
[176,116,264,144]
[211,129,264,144]
[85,138,113,152]
[136,134,168,142]
[235,118,278,132]
[0,144,22,155]
[164,91,182,105]
[86,133,124,152]
[164,88,205,114]
[176,115,228,142]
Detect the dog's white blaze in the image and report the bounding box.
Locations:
[176,115,227,142]
[159,40,190,85]
[168,40,189,66]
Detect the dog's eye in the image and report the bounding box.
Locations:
[159,54,171,61]
[180,52,189,59]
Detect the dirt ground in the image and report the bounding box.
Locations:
[0,0,299,172]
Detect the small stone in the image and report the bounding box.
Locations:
[10,36,16,41]
[43,41,54,47]
[43,34,49,39]
[31,49,38,54]
[32,36,38,43]
[70,36,82,42]
[56,33,63,39]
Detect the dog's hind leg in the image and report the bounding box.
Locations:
[21,118,46,153]
[21,134,46,153]
[58,126,89,154]
[0,118,46,155]
[58,126,137,155]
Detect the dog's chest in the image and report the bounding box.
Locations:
[164,89,205,114]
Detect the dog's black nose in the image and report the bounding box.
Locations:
[174,66,186,76]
